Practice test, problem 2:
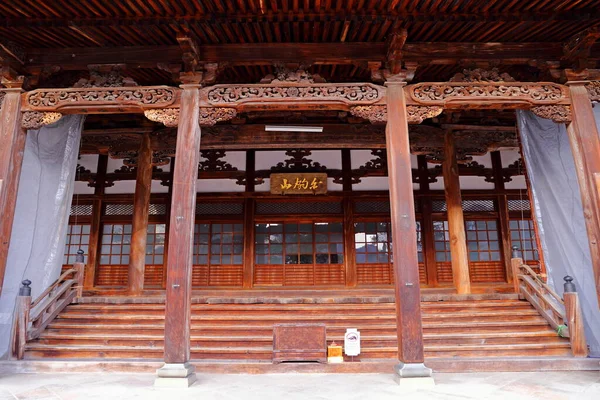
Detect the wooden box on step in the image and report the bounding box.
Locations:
[272,323,327,364]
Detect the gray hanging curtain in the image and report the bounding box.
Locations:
[0,115,85,359]
[517,109,600,356]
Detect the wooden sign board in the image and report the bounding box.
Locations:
[273,323,327,364]
[270,173,327,195]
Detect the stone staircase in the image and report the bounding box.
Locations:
[22,295,572,361]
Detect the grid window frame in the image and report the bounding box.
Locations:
[194,222,244,266]
[99,223,132,265]
[353,220,423,264]
[465,220,502,262]
[510,219,540,262]
[145,223,167,265]
[433,220,451,262]
[63,224,91,265]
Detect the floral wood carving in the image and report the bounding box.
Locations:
[199,107,237,126]
[350,106,386,124]
[350,149,388,184]
[110,150,171,167]
[270,149,327,172]
[21,111,63,129]
[530,105,572,123]
[0,91,5,109]
[260,67,325,84]
[502,158,525,183]
[450,68,516,83]
[407,106,443,124]
[585,81,600,102]
[349,105,442,124]
[144,108,179,127]
[206,83,383,107]
[26,86,177,112]
[198,150,238,172]
[409,82,568,105]
[73,69,138,88]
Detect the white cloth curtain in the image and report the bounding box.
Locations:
[0,115,85,359]
[517,110,600,356]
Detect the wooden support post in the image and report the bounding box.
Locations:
[385,80,431,380]
[564,292,588,357]
[156,85,201,387]
[242,150,256,289]
[129,132,153,295]
[565,82,600,306]
[84,154,107,290]
[511,253,523,296]
[417,155,438,287]
[342,149,357,287]
[11,280,31,360]
[491,151,513,282]
[0,88,25,296]
[74,250,85,299]
[442,130,471,294]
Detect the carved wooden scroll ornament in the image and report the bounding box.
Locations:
[349,105,442,124]
[144,107,236,126]
[585,81,600,102]
[530,105,572,123]
[21,111,63,129]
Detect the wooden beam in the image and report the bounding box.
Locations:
[563,26,600,70]
[491,151,513,283]
[83,154,107,290]
[442,130,471,295]
[385,79,429,377]
[128,132,153,295]
[418,155,438,287]
[159,84,201,385]
[0,37,26,65]
[565,82,600,306]
[24,42,576,71]
[0,88,25,296]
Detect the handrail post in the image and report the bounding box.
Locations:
[511,246,523,296]
[74,249,85,299]
[12,279,32,360]
[563,276,588,357]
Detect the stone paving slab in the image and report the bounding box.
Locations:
[0,371,599,400]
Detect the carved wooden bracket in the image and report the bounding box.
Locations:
[198,150,238,172]
[586,81,600,102]
[349,105,442,124]
[530,105,572,123]
[144,107,236,127]
[21,111,63,129]
[24,86,178,113]
[203,82,384,111]
[0,91,4,110]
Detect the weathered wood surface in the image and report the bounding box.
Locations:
[417,155,438,287]
[128,132,153,295]
[443,130,471,295]
[565,83,600,305]
[272,323,327,364]
[83,154,107,290]
[12,295,30,360]
[385,80,425,364]
[0,89,25,296]
[164,85,201,364]
[564,292,588,357]
[491,151,513,283]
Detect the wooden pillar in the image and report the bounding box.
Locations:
[342,149,357,287]
[128,132,153,295]
[565,82,600,305]
[491,151,513,283]
[84,154,108,289]
[0,88,25,296]
[156,85,201,387]
[442,130,471,294]
[385,80,431,378]
[242,150,255,289]
[417,155,438,287]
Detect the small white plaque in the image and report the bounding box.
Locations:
[344,328,361,356]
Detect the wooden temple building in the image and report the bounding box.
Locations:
[1,0,600,386]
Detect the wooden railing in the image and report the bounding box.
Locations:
[12,251,85,360]
[511,247,588,357]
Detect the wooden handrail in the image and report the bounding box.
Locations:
[11,253,85,360]
[511,254,589,358]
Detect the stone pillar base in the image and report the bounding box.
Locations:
[154,362,197,388]
[393,362,435,387]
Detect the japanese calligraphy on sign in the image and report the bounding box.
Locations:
[270,173,327,195]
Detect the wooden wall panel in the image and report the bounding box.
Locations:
[208,265,243,286]
[284,265,314,286]
[469,261,506,282]
[357,263,392,285]
[254,264,284,286]
[143,264,164,288]
[314,265,345,286]
[436,262,454,283]
[192,265,209,287]
[96,265,128,286]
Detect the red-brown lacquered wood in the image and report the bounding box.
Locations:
[385,80,425,364]
[164,85,201,364]
[566,83,600,305]
[128,132,153,295]
[0,89,25,296]
[491,151,512,283]
[418,155,438,287]
[84,155,107,290]
[443,130,471,295]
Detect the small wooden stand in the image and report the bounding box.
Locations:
[272,323,327,364]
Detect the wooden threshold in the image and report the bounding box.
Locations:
[2,357,598,375]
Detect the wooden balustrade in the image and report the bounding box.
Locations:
[11,250,85,360]
[511,248,588,358]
